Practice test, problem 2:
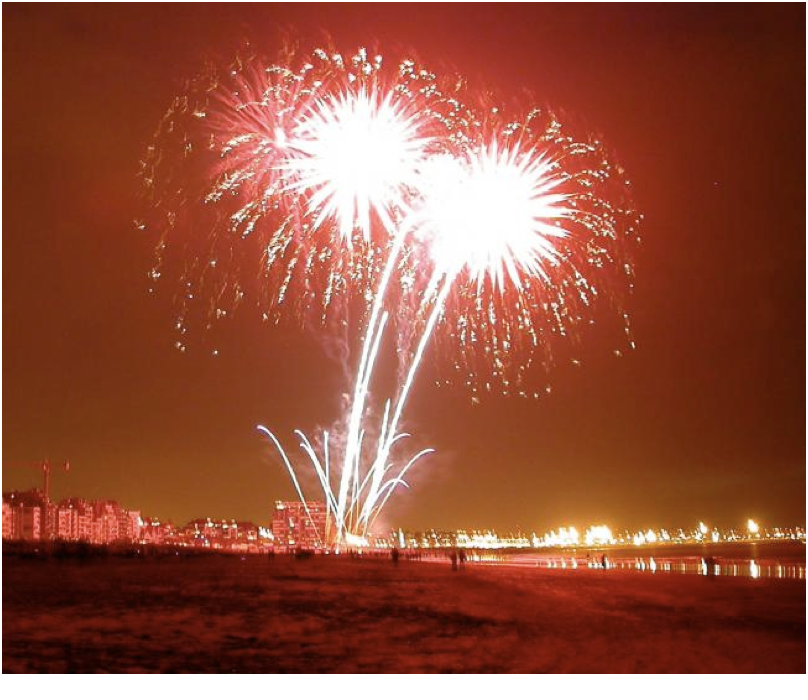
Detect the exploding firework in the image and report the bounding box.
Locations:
[142,43,640,546]
[286,86,432,242]
[140,46,453,334]
[404,107,641,399]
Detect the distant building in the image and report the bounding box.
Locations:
[2,501,12,540]
[2,491,143,545]
[179,518,262,551]
[55,502,79,540]
[42,502,58,540]
[19,503,42,541]
[138,517,173,545]
[2,490,45,541]
[138,517,160,544]
[126,511,142,542]
[93,500,124,543]
[272,501,328,552]
[70,499,96,540]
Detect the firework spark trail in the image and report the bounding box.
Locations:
[357,272,452,529]
[258,282,416,541]
[335,234,401,540]
[337,302,390,535]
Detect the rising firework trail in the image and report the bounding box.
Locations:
[142,43,640,547]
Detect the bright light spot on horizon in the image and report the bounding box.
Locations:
[542,526,580,547]
[585,525,614,547]
[344,532,369,549]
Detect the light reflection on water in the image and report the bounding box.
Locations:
[471,553,806,579]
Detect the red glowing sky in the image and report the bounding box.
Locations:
[2,4,805,531]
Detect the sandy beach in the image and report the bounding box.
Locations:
[2,551,804,673]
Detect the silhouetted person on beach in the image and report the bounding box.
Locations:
[391,547,399,566]
[458,548,467,570]
[601,554,607,569]
[450,550,458,571]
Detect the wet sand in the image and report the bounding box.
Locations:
[3,553,804,673]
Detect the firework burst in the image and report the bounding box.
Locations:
[285,86,433,242]
[408,142,569,293]
[140,46,446,334]
[142,43,640,546]
[404,108,641,398]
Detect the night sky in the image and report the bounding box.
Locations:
[2,4,805,532]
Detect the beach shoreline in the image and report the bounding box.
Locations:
[3,552,804,673]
